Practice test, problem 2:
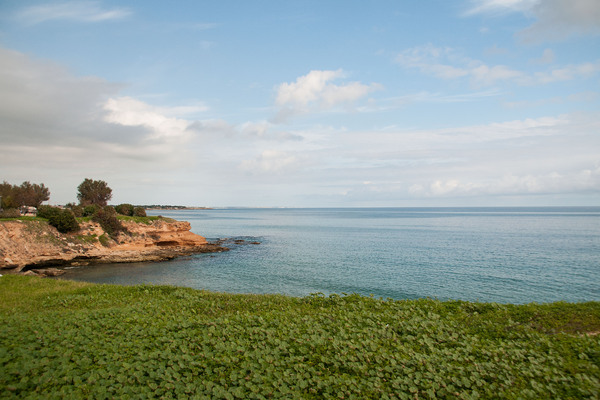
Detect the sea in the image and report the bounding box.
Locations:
[60,207,600,304]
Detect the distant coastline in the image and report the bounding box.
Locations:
[142,205,213,210]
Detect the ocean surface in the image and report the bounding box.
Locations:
[61,207,600,304]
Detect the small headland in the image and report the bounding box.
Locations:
[0,216,227,277]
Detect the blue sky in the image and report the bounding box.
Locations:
[1,0,599,207]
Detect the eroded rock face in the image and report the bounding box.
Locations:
[0,218,226,273]
[116,220,208,249]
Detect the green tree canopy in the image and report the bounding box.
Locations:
[0,181,50,208]
[16,181,50,208]
[77,178,112,207]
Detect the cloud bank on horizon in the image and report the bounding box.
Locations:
[0,0,598,206]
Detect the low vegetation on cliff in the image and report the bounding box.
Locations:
[1,275,598,399]
[1,178,150,237]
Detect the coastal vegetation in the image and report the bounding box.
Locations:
[1,178,149,238]
[77,178,112,207]
[37,205,80,234]
[1,275,598,399]
[0,181,49,211]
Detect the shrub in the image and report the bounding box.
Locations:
[115,203,134,216]
[133,207,147,217]
[65,203,84,217]
[92,206,126,237]
[37,205,62,220]
[0,208,21,218]
[48,209,80,233]
[82,204,99,217]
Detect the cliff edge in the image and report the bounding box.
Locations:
[0,218,226,276]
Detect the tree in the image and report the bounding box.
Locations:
[0,181,16,209]
[0,180,50,208]
[16,181,50,207]
[77,179,112,207]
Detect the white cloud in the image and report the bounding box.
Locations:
[568,91,599,102]
[16,1,131,25]
[396,44,599,86]
[534,61,600,84]
[410,167,600,197]
[470,64,524,86]
[0,47,226,203]
[466,0,600,41]
[521,0,600,41]
[465,0,537,15]
[396,45,523,87]
[240,150,300,174]
[0,47,118,144]
[274,70,381,120]
[531,48,555,64]
[103,97,198,142]
[301,111,600,204]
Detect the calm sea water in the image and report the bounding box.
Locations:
[61,207,600,304]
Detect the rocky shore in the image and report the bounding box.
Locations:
[0,218,227,277]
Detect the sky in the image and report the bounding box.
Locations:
[0,0,599,207]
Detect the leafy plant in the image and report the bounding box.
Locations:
[92,206,126,237]
[0,275,598,399]
[36,205,62,220]
[36,206,79,233]
[65,203,84,217]
[115,203,134,216]
[0,208,21,218]
[47,209,80,233]
[77,178,112,207]
[117,215,161,225]
[0,180,49,208]
[133,207,146,217]
[82,204,99,217]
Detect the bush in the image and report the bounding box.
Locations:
[92,206,126,237]
[115,203,134,216]
[0,208,21,218]
[48,209,80,233]
[65,203,84,218]
[133,207,147,217]
[37,205,62,220]
[82,204,99,217]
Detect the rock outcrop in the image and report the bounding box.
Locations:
[0,218,226,276]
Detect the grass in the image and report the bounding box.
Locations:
[0,215,170,224]
[75,234,99,244]
[0,216,39,222]
[0,275,599,399]
[117,215,170,224]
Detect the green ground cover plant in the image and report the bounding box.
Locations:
[116,215,164,224]
[0,275,598,399]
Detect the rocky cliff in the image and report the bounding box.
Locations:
[0,218,226,276]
